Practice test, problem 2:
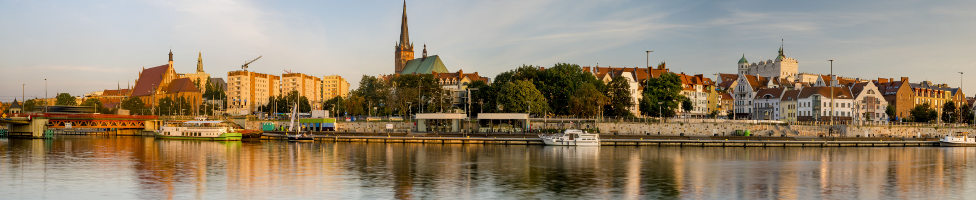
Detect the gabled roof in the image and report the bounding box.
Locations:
[742,75,766,91]
[131,64,170,97]
[850,82,870,98]
[721,92,733,100]
[166,78,200,93]
[9,99,21,109]
[432,70,490,83]
[781,89,800,101]
[717,73,739,89]
[754,87,784,100]
[798,86,853,99]
[400,55,449,75]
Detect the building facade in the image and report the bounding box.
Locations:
[849,82,889,123]
[780,89,800,122]
[281,73,323,108]
[323,75,350,99]
[736,45,799,79]
[796,87,854,122]
[227,70,280,115]
[753,87,784,120]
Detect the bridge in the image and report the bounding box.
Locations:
[1,113,158,138]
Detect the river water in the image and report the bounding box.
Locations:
[1,136,974,199]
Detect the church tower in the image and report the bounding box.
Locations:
[168,49,174,68]
[197,52,204,73]
[394,0,415,74]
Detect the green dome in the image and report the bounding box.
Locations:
[738,54,748,64]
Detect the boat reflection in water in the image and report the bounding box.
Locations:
[0,136,975,199]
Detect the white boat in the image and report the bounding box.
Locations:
[157,121,242,141]
[940,132,976,147]
[539,129,600,146]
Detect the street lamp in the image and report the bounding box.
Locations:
[658,101,664,124]
[645,50,654,68]
[828,59,835,128]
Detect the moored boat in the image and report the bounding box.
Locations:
[156,121,243,141]
[539,129,600,146]
[940,132,976,147]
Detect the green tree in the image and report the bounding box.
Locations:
[681,98,694,113]
[344,94,366,117]
[569,83,606,117]
[910,103,937,123]
[495,80,548,116]
[942,101,957,123]
[55,93,76,106]
[639,73,686,117]
[22,99,37,112]
[604,76,633,117]
[81,98,113,114]
[322,96,345,117]
[467,80,492,115]
[121,97,147,115]
[885,105,896,121]
[960,103,974,124]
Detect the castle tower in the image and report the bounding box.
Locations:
[394,0,415,74]
[197,52,204,73]
[737,54,749,75]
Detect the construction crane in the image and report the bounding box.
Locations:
[241,55,263,70]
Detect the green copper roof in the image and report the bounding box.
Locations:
[738,54,748,64]
[399,55,449,74]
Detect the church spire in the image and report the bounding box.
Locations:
[196,51,204,72]
[168,49,173,62]
[399,0,410,47]
[776,38,786,60]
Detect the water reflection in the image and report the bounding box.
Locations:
[1,136,975,199]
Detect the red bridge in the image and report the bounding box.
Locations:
[3,113,158,129]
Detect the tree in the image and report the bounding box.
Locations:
[909,103,937,123]
[639,73,686,117]
[681,98,693,113]
[960,103,974,124]
[569,83,605,117]
[55,93,76,106]
[81,98,113,114]
[885,105,896,121]
[344,94,366,117]
[322,96,345,117]
[121,97,147,115]
[942,101,957,123]
[467,80,492,115]
[22,99,37,112]
[604,76,633,117]
[495,80,548,116]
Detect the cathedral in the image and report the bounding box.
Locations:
[393,1,414,74]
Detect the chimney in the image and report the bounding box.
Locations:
[900,77,909,82]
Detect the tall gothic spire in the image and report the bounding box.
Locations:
[196,52,204,72]
[399,0,410,47]
[168,49,173,62]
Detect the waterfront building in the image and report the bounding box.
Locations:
[732,74,767,119]
[393,1,415,74]
[716,73,739,93]
[719,92,734,117]
[281,73,323,108]
[706,83,722,115]
[909,81,966,110]
[848,82,888,123]
[736,45,799,79]
[130,51,203,114]
[780,89,801,122]
[796,86,854,122]
[752,87,784,120]
[432,70,490,111]
[875,77,914,120]
[584,64,670,117]
[322,75,350,99]
[676,73,712,116]
[178,52,210,92]
[227,70,280,115]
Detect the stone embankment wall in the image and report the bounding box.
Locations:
[245,120,975,138]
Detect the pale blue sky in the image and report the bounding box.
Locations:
[2,0,976,101]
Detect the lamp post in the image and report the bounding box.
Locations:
[658,101,664,124]
[828,59,834,128]
[645,50,654,68]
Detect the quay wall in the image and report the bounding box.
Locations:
[246,120,975,138]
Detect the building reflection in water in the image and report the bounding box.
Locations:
[1,137,975,199]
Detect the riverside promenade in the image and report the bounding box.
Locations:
[261,132,940,147]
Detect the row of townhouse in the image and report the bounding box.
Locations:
[725,73,890,123]
[876,77,968,121]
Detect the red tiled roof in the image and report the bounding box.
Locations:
[781,89,800,101]
[850,82,870,97]
[754,87,784,100]
[102,89,131,96]
[721,92,733,100]
[131,64,169,97]
[798,86,853,99]
[166,78,200,93]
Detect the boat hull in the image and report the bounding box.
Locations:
[542,140,600,146]
[940,141,976,147]
[155,132,243,141]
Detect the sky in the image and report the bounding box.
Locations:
[2,0,976,101]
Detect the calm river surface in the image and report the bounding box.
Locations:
[1,136,975,199]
